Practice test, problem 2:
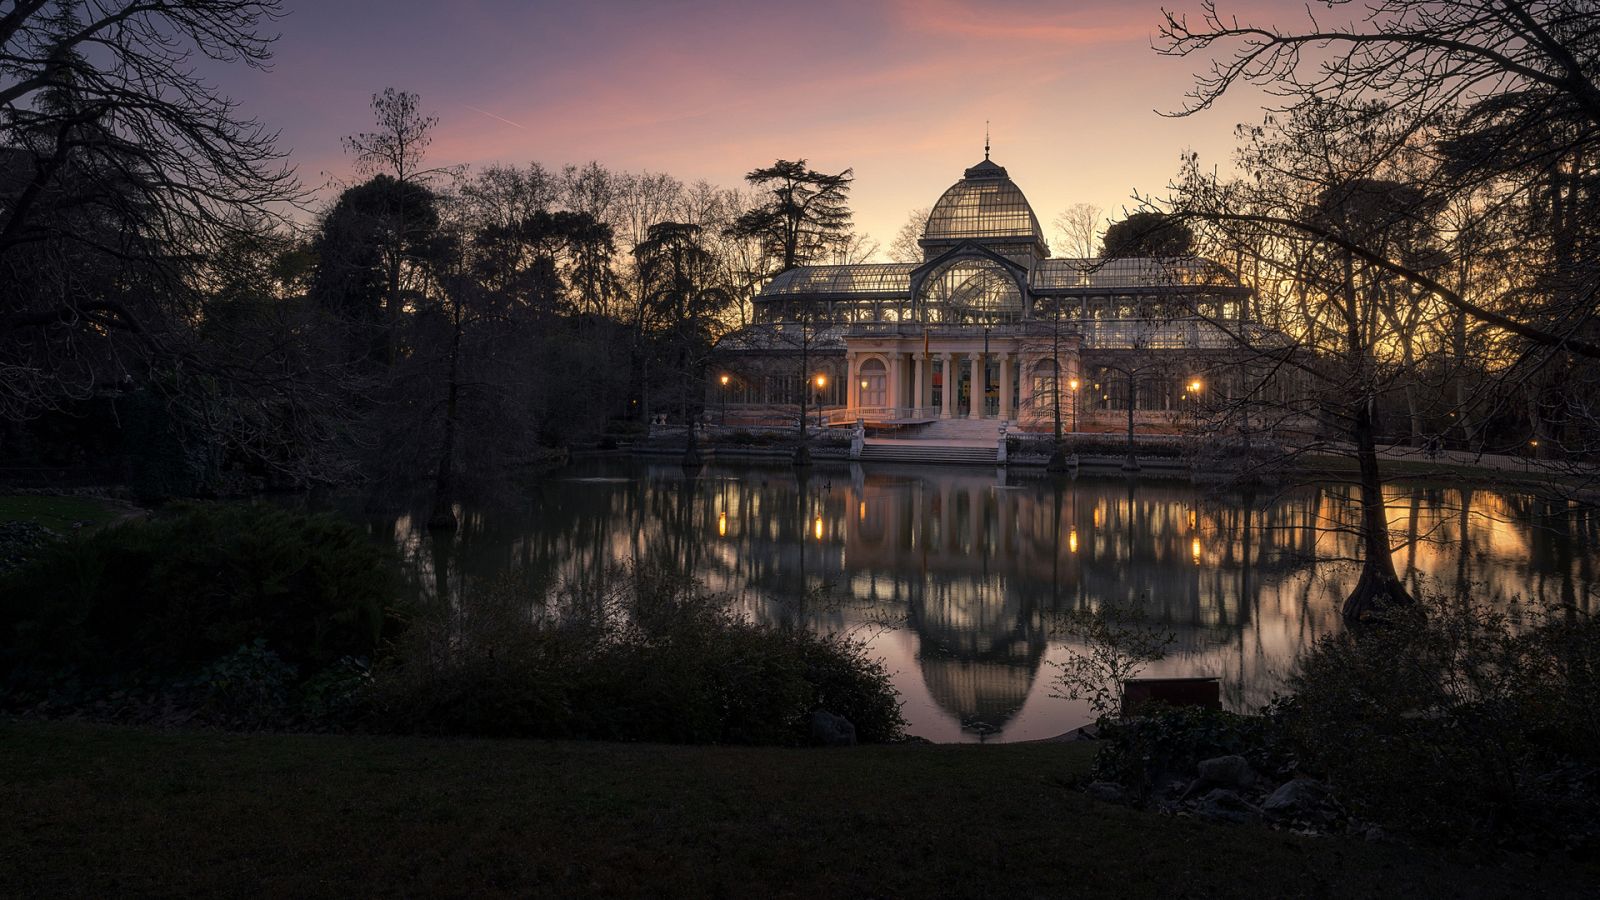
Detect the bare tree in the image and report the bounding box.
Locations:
[1156,1,1600,363]
[0,0,299,420]
[889,206,931,262]
[1156,0,1600,621]
[1052,202,1103,259]
[831,230,880,265]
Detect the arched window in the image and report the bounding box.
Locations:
[1031,358,1058,404]
[860,358,887,408]
[917,257,1024,324]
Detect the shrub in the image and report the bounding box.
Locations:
[0,503,401,686]
[189,639,298,728]
[366,564,906,745]
[1281,594,1600,845]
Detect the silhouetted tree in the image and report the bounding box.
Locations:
[0,0,297,420]
[1102,212,1194,258]
[730,159,854,274]
[635,222,732,463]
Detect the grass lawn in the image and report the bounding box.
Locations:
[0,494,127,531]
[0,722,1592,898]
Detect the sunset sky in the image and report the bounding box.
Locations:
[214,0,1289,254]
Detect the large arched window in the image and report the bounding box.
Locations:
[860,358,887,407]
[918,257,1024,324]
[1031,358,1058,404]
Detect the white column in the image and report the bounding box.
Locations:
[913,354,926,415]
[968,353,983,419]
[941,353,955,419]
[846,352,858,410]
[1019,353,1035,426]
[886,353,901,414]
[998,353,1012,420]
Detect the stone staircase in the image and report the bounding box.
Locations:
[858,441,999,466]
[901,417,1008,443]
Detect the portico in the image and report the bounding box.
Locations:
[840,324,1082,426]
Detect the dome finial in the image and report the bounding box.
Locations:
[984,120,990,160]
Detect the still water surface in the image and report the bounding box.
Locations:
[375,459,1599,743]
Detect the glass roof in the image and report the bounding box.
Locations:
[761,263,914,298]
[923,159,1045,246]
[1030,258,1235,292]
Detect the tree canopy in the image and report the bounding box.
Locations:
[729,159,854,274]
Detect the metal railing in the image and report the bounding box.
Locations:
[823,406,942,425]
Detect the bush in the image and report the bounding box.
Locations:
[0,503,401,686]
[1281,594,1600,846]
[189,638,298,728]
[366,564,906,745]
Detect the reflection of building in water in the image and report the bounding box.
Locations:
[383,461,1600,739]
[911,573,1047,735]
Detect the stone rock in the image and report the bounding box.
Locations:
[1083,781,1128,805]
[1150,771,1191,802]
[1195,788,1263,826]
[1197,755,1258,790]
[1262,777,1331,819]
[808,710,857,747]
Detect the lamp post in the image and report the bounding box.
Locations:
[815,373,827,430]
[719,373,730,426]
[1187,378,1203,437]
[1067,377,1080,467]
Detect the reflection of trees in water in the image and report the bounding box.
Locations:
[372,461,1600,736]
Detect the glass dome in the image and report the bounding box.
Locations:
[922,159,1046,249]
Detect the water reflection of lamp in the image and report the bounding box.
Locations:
[859,501,867,521]
[1068,528,1078,554]
[718,510,727,537]
[1191,536,1202,562]
[814,515,824,541]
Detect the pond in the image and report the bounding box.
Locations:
[366,458,1600,743]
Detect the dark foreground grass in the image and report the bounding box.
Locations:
[0,494,126,531]
[0,722,1591,899]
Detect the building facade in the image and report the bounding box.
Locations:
[715,156,1254,433]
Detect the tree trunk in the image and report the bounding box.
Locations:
[794,329,812,467]
[1121,370,1140,471]
[1403,379,1423,449]
[681,344,702,469]
[1341,399,1414,623]
[428,303,462,531]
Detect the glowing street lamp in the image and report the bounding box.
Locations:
[1068,377,1080,434]
[814,373,828,427]
[1186,378,1204,436]
[719,373,731,426]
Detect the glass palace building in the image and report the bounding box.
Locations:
[716,157,1254,433]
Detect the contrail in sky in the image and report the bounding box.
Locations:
[463,104,525,129]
